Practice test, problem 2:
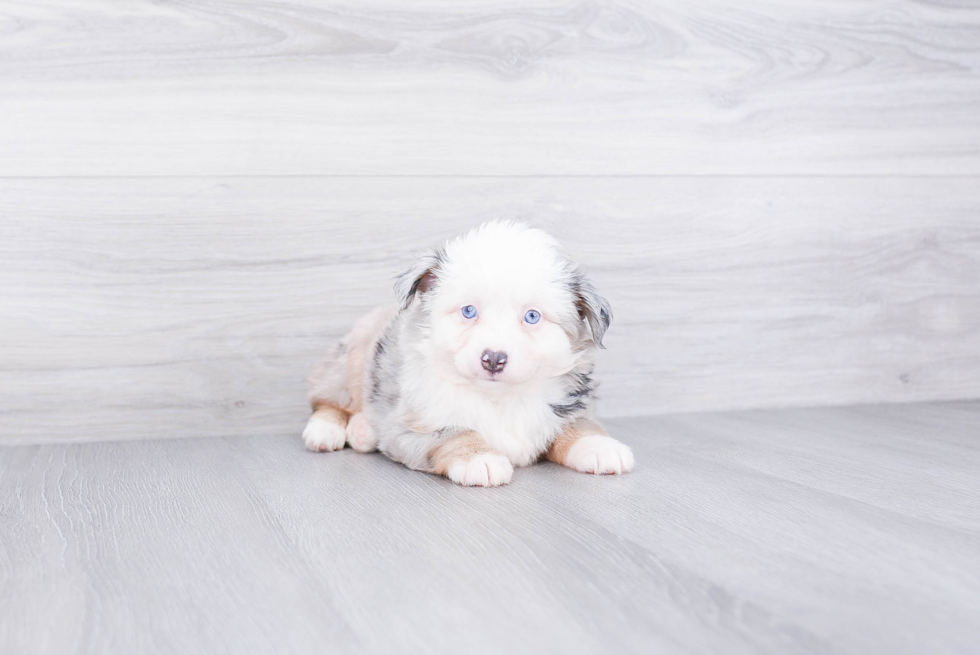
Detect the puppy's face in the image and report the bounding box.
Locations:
[397,222,611,390]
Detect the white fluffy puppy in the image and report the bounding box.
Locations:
[302,221,634,487]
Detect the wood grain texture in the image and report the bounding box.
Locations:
[2,177,979,444]
[0,0,978,175]
[2,402,979,654]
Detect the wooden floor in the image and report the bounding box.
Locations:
[2,400,978,654]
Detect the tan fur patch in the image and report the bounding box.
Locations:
[546,418,608,466]
[344,339,370,414]
[343,305,397,414]
[428,431,493,475]
[310,401,350,428]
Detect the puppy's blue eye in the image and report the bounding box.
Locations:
[524,309,541,324]
[461,305,478,319]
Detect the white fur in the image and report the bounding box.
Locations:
[302,416,346,452]
[446,452,514,487]
[425,223,582,388]
[564,435,635,475]
[374,223,590,471]
[382,346,570,469]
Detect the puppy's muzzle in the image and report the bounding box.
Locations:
[481,349,507,374]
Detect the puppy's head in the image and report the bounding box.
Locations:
[395,221,611,388]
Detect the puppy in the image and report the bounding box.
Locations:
[302,221,634,487]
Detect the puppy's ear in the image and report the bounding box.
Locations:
[572,273,613,349]
[394,249,443,310]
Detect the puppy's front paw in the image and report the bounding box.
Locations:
[565,435,634,475]
[446,452,514,487]
[303,415,347,452]
[345,412,378,453]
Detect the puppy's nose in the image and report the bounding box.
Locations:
[481,349,508,374]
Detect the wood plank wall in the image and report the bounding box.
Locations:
[1,1,978,443]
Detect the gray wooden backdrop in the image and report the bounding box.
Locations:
[1,0,979,444]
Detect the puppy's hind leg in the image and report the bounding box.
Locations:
[304,336,353,452]
[345,412,377,453]
[303,402,350,452]
[304,305,396,454]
